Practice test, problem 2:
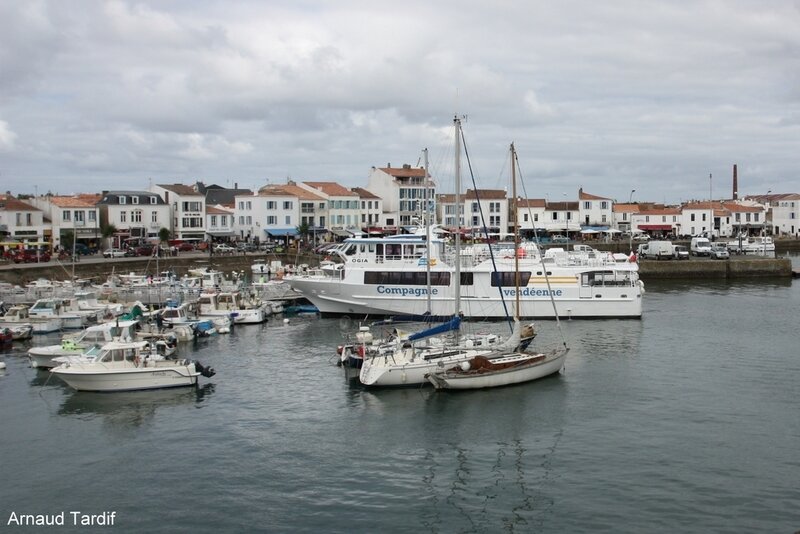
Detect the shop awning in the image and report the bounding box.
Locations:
[206,230,236,236]
[265,227,299,237]
[330,228,350,237]
[638,224,672,231]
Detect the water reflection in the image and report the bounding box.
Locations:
[58,383,216,429]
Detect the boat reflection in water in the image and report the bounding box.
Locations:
[58,383,215,429]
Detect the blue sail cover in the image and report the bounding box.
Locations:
[407,316,461,342]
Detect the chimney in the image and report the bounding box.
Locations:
[234,182,238,189]
[732,164,738,200]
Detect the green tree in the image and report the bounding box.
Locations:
[101,224,117,250]
[158,227,171,244]
[296,221,310,246]
[61,229,75,250]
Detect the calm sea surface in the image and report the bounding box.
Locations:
[1,269,799,532]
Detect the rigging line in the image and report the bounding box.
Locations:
[514,153,569,351]
[459,127,513,334]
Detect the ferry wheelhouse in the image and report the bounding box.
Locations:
[286,234,643,319]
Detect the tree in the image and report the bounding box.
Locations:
[296,221,310,246]
[61,229,75,250]
[101,224,117,250]
[158,227,171,244]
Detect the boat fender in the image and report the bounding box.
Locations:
[357,345,365,357]
[460,361,471,371]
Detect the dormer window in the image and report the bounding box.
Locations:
[150,196,157,204]
[119,196,126,205]
[132,196,139,205]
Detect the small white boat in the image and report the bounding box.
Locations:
[50,340,215,392]
[27,320,140,369]
[0,304,62,334]
[28,298,87,329]
[8,323,34,341]
[196,291,267,324]
[426,349,567,390]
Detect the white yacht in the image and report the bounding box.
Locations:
[28,298,94,329]
[50,339,215,392]
[0,304,61,334]
[286,235,643,319]
[27,320,139,369]
[196,291,267,324]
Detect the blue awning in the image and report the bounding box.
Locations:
[265,228,299,237]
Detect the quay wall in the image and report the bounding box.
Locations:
[638,258,792,279]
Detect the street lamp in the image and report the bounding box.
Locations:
[628,189,636,253]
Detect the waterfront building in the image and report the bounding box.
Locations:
[97,191,170,245]
[150,184,206,241]
[465,189,509,237]
[0,196,48,244]
[577,188,613,228]
[298,181,362,239]
[632,207,681,237]
[30,194,101,249]
[544,201,580,234]
[205,205,235,241]
[367,164,436,230]
[747,193,800,236]
[613,203,639,234]
[350,187,383,234]
[236,183,311,243]
[514,198,547,236]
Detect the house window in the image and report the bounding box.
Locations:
[524,213,529,222]
[120,211,127,223]
[319,202,325,209]
[150,196,157,205]
[552,212,558,220]
[132,196,139,205]
[534,214,538,222]
[472,202,478,213]
[119,196,126,205]
[88,211,96,221]
[246,216,252,225]
[26,213,32,226]
[285,215,291,225]
[584,201,591,209]
[132,210,142,223]
[645,216,650,222]
[246,201,252,210]
[283,201,292,210]
[267,216,277,225]
[691,214,696,221]
[74,211,84,223]
[220,216,227,226]
[62,210,71,221]
[151,211,158,223]
[754,213,759,222]
[239,201,244,210]
[601,201,608,209]
[567,212,572,220]
[211,215,217,227]
[266,201,276,210]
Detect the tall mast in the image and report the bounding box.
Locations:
[424,148,432,313]
[511,142,520,320]
[454,116,462,320]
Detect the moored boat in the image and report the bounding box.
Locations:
[50,339,215,392]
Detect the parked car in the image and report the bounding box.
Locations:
[102,248,126,258]
[176,242,195,252]
[13,249,51,263]
[711,243,730,260]
[673,245,690,260]
[632,233,650,241]
[135,245,155,257]
[213,244,236,254]
[72,243,95,255]
[550,234,569,243]
[236,242,257,252]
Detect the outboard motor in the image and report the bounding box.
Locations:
[194,361,216,378]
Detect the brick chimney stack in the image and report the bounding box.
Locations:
[732,164,738,200]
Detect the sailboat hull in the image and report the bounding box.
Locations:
[427,351,566,389]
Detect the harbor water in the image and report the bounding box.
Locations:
[1,276,799,532]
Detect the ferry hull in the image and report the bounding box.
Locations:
[289,279,642,319]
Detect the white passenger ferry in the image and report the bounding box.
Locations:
[286,233,643,319]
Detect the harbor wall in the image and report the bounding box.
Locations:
[638,258,792,279]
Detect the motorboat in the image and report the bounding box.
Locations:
[27,320,140,369]
[8,323,34,341]
[196,291,267,324]
[50,339,215,392]
[28,298,91,329]
[0,304,62,334]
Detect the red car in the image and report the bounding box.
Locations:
[176,242,194,251]
[13,249,51,263]
[135,245,155,257]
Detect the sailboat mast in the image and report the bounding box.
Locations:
[454,116,462,321]
[511,142,520,320]
[424,148,432,314]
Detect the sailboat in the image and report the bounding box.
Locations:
[426,143,569,390]
[359,117,512,387]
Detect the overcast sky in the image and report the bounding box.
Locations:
[1,1,798,204]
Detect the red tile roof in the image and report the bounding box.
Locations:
[303,181,358,197]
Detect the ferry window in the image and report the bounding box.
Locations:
[359,244,366,253]
[368,244,375,253]
[364,272,450,286]
[376,243,384,257]
[344,244,356,256]
[460,273,474,286]
[403,244,415,258]
[491,272,531,287]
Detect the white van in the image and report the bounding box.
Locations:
[638,240,674,260]
[690,237,712,256]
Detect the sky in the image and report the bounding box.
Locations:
[1,0,799,204]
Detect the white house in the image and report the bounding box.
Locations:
[205,205,235,241]
[578,189,614,227]
[633,207,681,236]
[515,198,547,234]
[236,184,304,243]
[367,164,435,230]
[0,196,49,245]
[298,181,361,238]
[613,203,638,233]
[96,191,170,246]
[745,193,799,236]
[543,201,580,233]
[436,194,464,229]
[30,194,101,249]
[351,187,383,233]
[151,184,206,241]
